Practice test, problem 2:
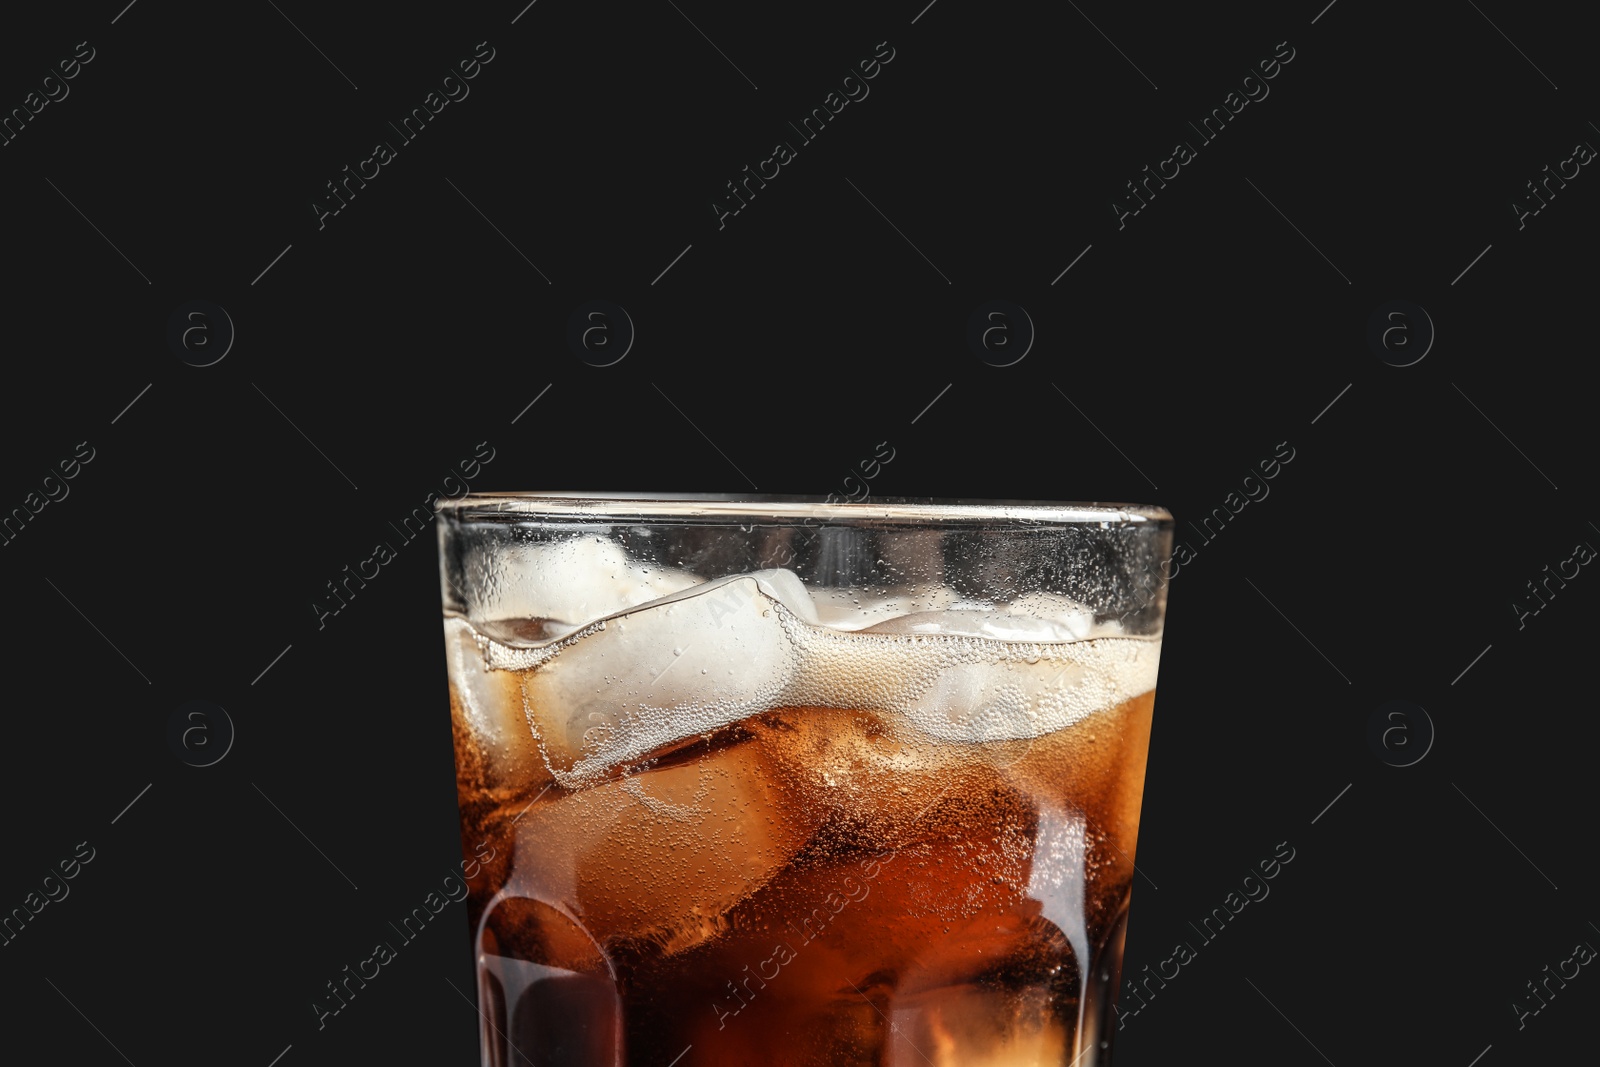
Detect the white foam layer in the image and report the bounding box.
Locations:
[458,569,1159,788]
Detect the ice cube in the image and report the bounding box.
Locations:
[503,737,822,949]
[476,537,702,637]
[886,637,1161,745]
[445,618,551,797]
[518,571,808,786]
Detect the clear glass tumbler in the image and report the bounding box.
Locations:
[436,494,1171,1066]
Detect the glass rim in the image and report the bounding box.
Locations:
[435,492,1171,525]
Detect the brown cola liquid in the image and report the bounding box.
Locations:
[450,642,1154,1067]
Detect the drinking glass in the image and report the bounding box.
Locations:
[436,494,1171,1066]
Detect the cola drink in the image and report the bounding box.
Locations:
[438,497,1170,1066]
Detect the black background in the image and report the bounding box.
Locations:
[1,1,1592,1064]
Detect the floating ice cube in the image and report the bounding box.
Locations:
[444,617,549,794]
[895,639,1159,744]
[475,537,702,641]
[502,734,822,948]
[518,571,813,785]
